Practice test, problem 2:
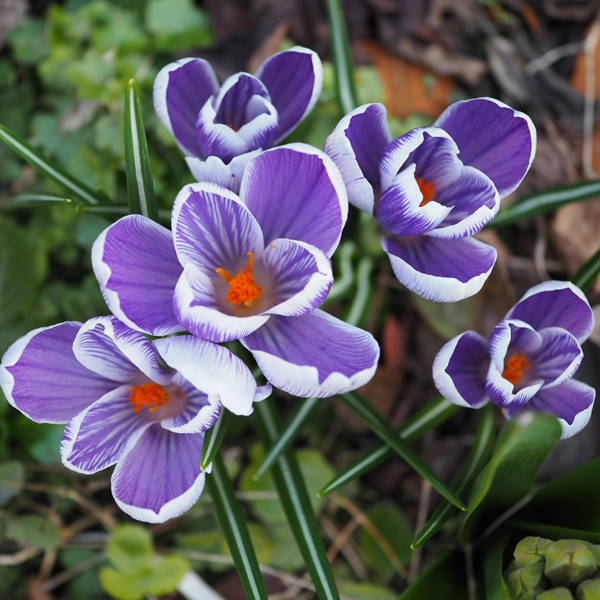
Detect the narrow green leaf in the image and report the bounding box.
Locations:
[509,520,600,545]
[76,204,171,223]
[0,123,103,205]
[489,179,600,228]
[255,398,340,600]
[253,397,319,481]
[482,531,512,600]
[325,0,359,114]
[0,194,73,210]
[412,403,496,549]
[338,391,466,511]
[206,453,268,600]
[200,409,232,471]
[571,246,600,291]
[345,257,374,327]
[323,241,356,305]
[124,79,158,221]
[319,397,458,497]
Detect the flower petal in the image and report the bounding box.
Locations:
[111,425,206,523]
[505,280,594,344]
[92,215,183,337]
[186,151,261,193]
[505,379,596,439]
[381,235,497,302]
[153,58,219,156]
[160,373,221,434]
[173,262,269,343]
[241,309,379,398]
[432,331,490,408]
[0,323,114,423]
[172,182,264,274]
[263,239,333,317]
[255,46,323,143]
[434,97,536,199]
[61,385,154,474]
[73,316,172,385]
[241,144,348,257]
[154,334,260,416]
[324,103,391,215]
[213,73,270,129]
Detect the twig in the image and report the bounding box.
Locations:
[320,515,368,579]
[40,551,107,592]
[0,547,40,565]
[326,515,360,563]
[524,41,583,75]
[583,12,600,179]
[408,480,432,582]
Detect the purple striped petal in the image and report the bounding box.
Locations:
[241,309,379,398]
[505,379,596,439]
[153,58,219,157]
[159,373,221,434]
[172,182,264,274]
[529,327,583,388]
[255,46,323,143]
[381,234,497,302]
[434,97,536,199]
[92,215,183,337]
[213,73,270,129]
[324,103,391,215]
[263,239,333,317]
[241,144,348,257]
[73,317,172,386]
[0,323,114,423]
[154,333,261,416]
[111,425,205,523]
[173,263,269,343]
[432,331,490,409]
[186,151,260,193]
[505,281,594,343]
[61,385,154,474]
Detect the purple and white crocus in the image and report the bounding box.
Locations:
[433,281,595,439]
[0,316,270,522]
[92,144,380,399]
[154,46,322,192]
[325,98,537,302]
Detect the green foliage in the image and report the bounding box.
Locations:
[100,524,189,600]
[338,581,397,600]
[4,515,61,550]
[0,461,25,505]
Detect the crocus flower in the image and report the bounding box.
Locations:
[154,46,323,192]
[0,316,270,522]
[92,144,380,398]
[325,98,536,302]
[433,281,595,439]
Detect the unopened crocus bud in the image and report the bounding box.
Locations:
[545,540,597,586]
[515,537,553,567]
[577,579,600,599]
[536,588,574,600]
[507,563,545,598]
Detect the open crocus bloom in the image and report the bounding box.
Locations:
[154,46,322,192]
[433,281,595,439]
[92,144,380,398]
[325,98,537,302]
[0,316,270,522]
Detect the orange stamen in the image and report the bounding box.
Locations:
[129,383,171,413]
[216,252,262,307]
[502,353,531,386]
[417,177,436,207]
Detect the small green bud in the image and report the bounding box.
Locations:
[536,588,574,600]
[577,579,600,599]
[515,537,554,567]
[545,540,598,586]
[507,563,545,598]
[582,543,600,568]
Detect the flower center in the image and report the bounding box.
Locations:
[502,353,531,386]
[216,252,263,307]
[129,383,171,413]
[417,177,436,207]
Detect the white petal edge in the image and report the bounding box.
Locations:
[186,151,261,193]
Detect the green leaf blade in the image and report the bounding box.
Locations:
[124,79,157,221]
[200,409,232,471]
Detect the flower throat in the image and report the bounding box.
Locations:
[216,252,262,307]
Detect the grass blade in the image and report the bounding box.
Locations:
[124,79,158,222]
[345,256,374,327]
[571,246,600,292]
[323,241,356,305]
[200,409,232,471]
[1,194,73,210]
[253,397,320,481]
[205,453,268,600]
[0,123,103,205]
[338,392,466,510]
[255,398,340,600]
[326,0,359,114]
[319,397,458,497]
[488,179,600,228]
[412,403,496,549]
